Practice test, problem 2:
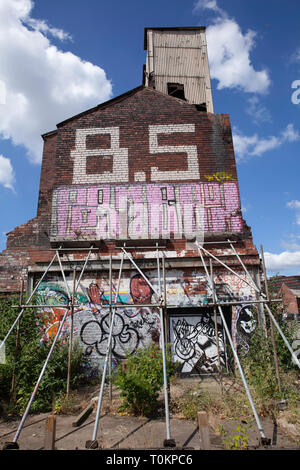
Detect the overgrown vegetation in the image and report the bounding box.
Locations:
[112,343,178,416]
[0,296,89,415]
[176,295,300,430]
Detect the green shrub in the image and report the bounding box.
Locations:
[112,343,177,416]
[239,307,299,417]
[0,295,87,414]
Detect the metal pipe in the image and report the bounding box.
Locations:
[50,247,99,251]
[162,253,168,343]
[229,241,261,295]
[204,240,238,245]
[13,306,71,443]
[119,245,167,250]
[216,303,266,439]
[109,254,113,402]
[230,240,267,330]
[264,303,300,370]
[0,252,58,350]
[10,280,24,404]
[56,250,71,300]
[12,299,283,309]
[92,253,125,443]
[121,247,161,302]
[199,245,261,294]
[157,249,171,441]
[197,246,267,440]
[75,246,93,291]
[12,248,93,443]
[12,304,78,308]
[210,259,221,370]
[260,245,282,394]
[66,268,76,397]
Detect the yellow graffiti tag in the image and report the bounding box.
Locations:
[204,172,234,182]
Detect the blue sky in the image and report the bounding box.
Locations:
[0,0,300,277]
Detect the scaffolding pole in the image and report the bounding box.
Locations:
[0,251,58,352]
[229,243,300,371]
[121,247,161,302]
[260,245,282,396]
[109,254,113,402]
[13,298,282,310]
[264,303,300,369]
[88,253,125,448]
[199,245,261,295]
[12,306,71,446]
[9,248,92,447]
[198,243,300,368]
[197,244,268,443]
[156,248,174,446]
[56,250,71,300]
[66,268,76,397]
[209,259,221,371]
[120,246,173,446]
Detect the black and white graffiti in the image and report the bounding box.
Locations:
[80,312,140,359]
[77,306,161,370]
[170,313,226,374]
[235,304,257,353]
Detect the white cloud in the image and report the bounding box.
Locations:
[193,0,271,94]
[193,0,225,16]
[233,123,300,161]
[0,0,113,164]
[290,46,300,64]
[286,200,300,226]
[0,154,15,190]
[206,19,270,94]
[286,200,300,210]
[281,240,300,251]
[246,96,271,124]
[282,123,300,142]
[264,251,300,271]
[25,17,73,42]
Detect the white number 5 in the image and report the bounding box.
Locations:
[149,124,200,181]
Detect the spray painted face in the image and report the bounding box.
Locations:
[238,307,256,335]
[130,274,152,304]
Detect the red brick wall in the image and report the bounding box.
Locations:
[0,86,259,293]
[280,283,299,314]
[53,87,238,189]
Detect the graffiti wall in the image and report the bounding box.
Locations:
[169,313,227,374]
[50,181,242,243]
[36,273,161,377]
[35,267,257,376]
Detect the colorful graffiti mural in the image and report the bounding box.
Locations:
[36,274,161,374]
[35,268,257,376]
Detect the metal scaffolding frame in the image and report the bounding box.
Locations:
[1,239,299,449]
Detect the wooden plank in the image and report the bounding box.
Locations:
[197,411,210,450]
[44,415,56,450]
[72,403,94,427]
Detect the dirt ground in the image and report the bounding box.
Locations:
[0,376,299,451]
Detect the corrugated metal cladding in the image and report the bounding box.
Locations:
[145,28,214,113]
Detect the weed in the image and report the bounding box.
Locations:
[53,392,78,415]
[112,343,177,416]
[222,416,252,450]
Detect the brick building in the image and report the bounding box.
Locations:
[269,275,300,319]
[0,28,262,376]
